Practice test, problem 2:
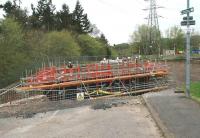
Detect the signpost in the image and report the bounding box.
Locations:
[183,16,193,20]
[181,7,194,15]
[180,0,195,98]
[181,20,195,26]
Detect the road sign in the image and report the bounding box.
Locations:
[181,7,194,15]
[181,20,195,26]
[77,92,84,101]
[183,16,193,20]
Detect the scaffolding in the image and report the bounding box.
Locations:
[0,58,169,104]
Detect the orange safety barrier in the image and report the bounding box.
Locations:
[22,62,168,88]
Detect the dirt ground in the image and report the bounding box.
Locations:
[0,96,137,118]
[168,60,200,86]
[0,96,163,138]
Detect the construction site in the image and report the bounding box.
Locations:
[0,57,170,138]
[0,57,169,104]
[1,0,200,137]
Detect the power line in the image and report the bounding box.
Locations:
[143,0,163,56]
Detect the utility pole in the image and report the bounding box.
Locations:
[143,0,163,56]
[186,0,191,98]
[181,0,195,97]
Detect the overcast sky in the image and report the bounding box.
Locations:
[0,0,199,44]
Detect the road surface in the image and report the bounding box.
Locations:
[0,97,162,138]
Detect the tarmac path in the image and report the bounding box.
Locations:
[144,89,200,138]
[0,97,162,138]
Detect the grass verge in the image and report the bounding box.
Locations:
[190,81,200,102]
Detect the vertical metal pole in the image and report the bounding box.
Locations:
[186,0,190,97]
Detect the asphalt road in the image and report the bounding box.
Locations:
[144,89,200,138]
[0,97,162,138]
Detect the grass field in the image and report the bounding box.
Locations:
[190,81,200,101]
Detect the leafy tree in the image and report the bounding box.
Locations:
[40,31,80,58]
[131,24,161,55]
[0,18,28,88]
[72,1,92,34]
[77,34,106,56]
[2,0,28,27]
[113,43,135,57]
[96,34,111,58]
[191,34,200,50]
[165,26,184,51]
[131,25,148,55]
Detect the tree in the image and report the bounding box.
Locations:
[31,0,56,31]
[96,34,111,58]
[2,0,28,27]
[89,24,101,37]
[191,34,200,50]
[113,43,135,57]
[165,26,184,51]
[0,4,3,9]
[131,24,162,55]
[40,31,80,58]
[0,18,28,88]
[130,25,148,55]
[98,34,108,45]
[55,4,72,31]
[28,4,40,29]
[72,1,92,34]
[77,34,106,57]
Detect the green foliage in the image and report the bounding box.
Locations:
[2,0,28,27]
[41,31,80,58]
[56,4,71,31]
[1,0,94,34]
[0,18,28,88]
[165,26,184,51]
[0,1,101,88]
[31,0,56,31]
[191,35,200,50]
[110,47,118,58]
[72,1,92,34]
[113,43,136,57]
[97,34,108,46]
[77,34,106,56]
[131,25,148,55]
[96,34,111,58]
[190,82,200,102]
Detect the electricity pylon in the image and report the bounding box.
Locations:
[143,0,163,56]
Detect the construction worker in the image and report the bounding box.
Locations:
[68,62,73,68]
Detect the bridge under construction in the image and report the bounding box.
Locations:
[17,58,169,98]
[0,58,169,103]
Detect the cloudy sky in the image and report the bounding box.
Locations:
[0,0,199,44]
